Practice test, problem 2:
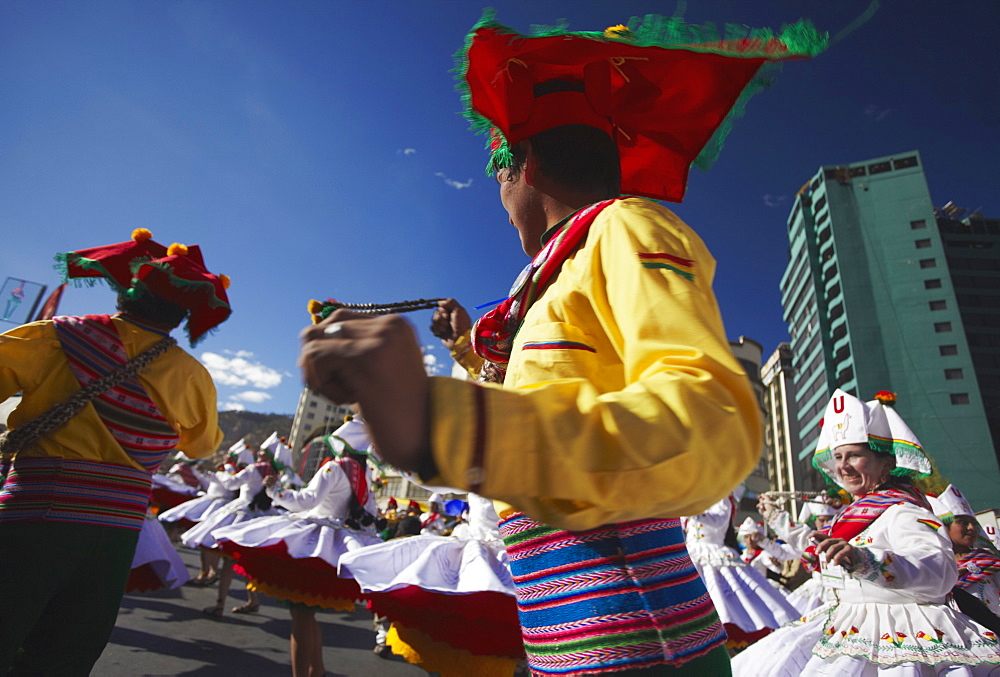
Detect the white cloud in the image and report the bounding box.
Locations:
[864,104,893,122]
[231,390,273,404]
[400,148,416,155]
[422,345,441,376]
[220,400,246,412]
[435,172,473,190]
[762,193,789,208]
[200,350,284,389]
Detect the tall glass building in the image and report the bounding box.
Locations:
[780,151,999,508]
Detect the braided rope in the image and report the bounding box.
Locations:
[0,336,177,456]
[322,298,445,316]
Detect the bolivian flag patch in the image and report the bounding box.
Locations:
[638,252,695,280]
[916,518,943,531]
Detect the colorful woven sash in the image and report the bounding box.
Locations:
[53,314,179,471]
[472,199,618,380]
[0,457,153,530]
[803,484,930,570]
[0,315,178,530]
[336,456,370,507]
[958,549,1000,587]
[499,512,725,674]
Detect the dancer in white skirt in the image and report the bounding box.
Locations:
[683,494,800,648]
[126,511,190,592]
[214,435,381,677]
[181,446,280,616]
[759,497,840,615]
[732,390,1000,676]
[340,491,522,677]
[929,485,1000,611]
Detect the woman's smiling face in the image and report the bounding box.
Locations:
[833,443,893,497]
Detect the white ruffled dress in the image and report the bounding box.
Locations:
[683,497,800,641]
[179,463,278,549]
[211,457,381,608]
[731,502,1000,676]
[157,468,236,527]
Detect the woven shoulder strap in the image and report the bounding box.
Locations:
[0,335,176,456]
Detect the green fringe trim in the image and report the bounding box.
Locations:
[130,262,230,311]
[813,436,932,487]
[52,253,124,291]
[453,9,828,176]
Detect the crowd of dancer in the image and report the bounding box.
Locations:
[4,8,1000,677]
[134,387,1000,677]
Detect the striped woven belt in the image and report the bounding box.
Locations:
[499,512,726,675]
[0,457,152,531]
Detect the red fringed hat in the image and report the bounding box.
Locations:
[57,229,231,345]
[458,12,827,202]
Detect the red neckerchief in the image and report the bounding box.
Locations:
[336,456,370,507]
[471,199,619,381]
[803,484,930,571]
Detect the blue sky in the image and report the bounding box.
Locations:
[2,1,998,415]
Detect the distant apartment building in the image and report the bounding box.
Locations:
[287,388,352,480]
[780,151,999,508]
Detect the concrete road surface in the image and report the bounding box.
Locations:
[94,547,425,676]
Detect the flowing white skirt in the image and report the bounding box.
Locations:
[179,499,279,549]
[688,541,800,633]
[157,494,229,525]
[338,534,514,596]
[732,601,1000,676]
[129,516,189,590]
[213,514,381,568]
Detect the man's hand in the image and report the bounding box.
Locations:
[263,475,279,489]
[430,299,471,351]
[812,532,857,569]
[299,310,435,477]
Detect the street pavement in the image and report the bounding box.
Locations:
[94,546,425,676]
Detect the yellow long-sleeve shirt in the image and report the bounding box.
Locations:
[430,198,762,532]
[0,315,222,469]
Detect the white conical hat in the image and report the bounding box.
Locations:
[737,517,762,537]
[797,500,836,524]
[228,438,254,466]
[929,484,975,520]
[813,389,931,486]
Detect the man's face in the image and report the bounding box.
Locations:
[497,166,546,257]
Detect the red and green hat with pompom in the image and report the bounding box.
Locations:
[456,11,827,202]
[56,229,231,345]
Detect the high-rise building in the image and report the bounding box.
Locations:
[287,388,352,479]
[780,151,1000,508]
[729,337,769,497]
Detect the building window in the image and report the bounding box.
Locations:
[950,393,970,405]
[829,303,844,320]
[929,300,947,311]
[945,368,964,380]
[848,166,867,177]
[306,413,315,420]
[934,322,952,333]
[893,156,919,170]
[939,345,958,356]
[869,161,892,174]
[836,366,854,386]
[910,219,927,230]
[915,238,932,249]
[309,401,317,407]
[832,324,847,341]
[814,196,827,213]
[924,279,942,289]
[919,258,936,269]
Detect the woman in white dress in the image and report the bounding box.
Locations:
[339,491,521,677]
[732,389,1000,676]
[181,446,280,615]
[929,485,1000,612]
[683,494,800,648]
[214,426,381,677]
